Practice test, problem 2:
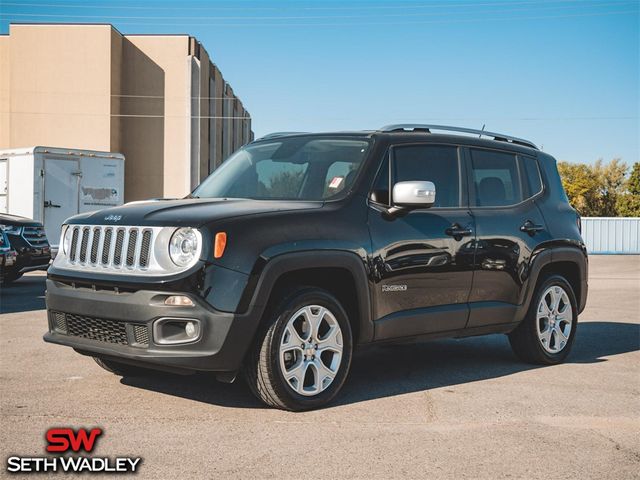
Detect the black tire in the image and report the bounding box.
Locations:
[244,287,353,411]
[508,274,578,365]
[93,357,151,377]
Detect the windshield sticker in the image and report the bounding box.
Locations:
[329,176,344,189]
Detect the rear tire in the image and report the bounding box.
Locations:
[93,357,151,377]
[244,287,353,411]
[508,274,578,365]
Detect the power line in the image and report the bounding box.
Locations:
[0,0,630,12]
[2,9,634,27]
[1,2,634,21]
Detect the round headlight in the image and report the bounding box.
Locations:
[61,225,72,254]
[169,227,200,267]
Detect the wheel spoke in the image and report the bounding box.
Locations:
[281,324,305,351]
[314,358,336,385]
[305,306,326,342]
[284,360,307,393]
[317,325,343,354]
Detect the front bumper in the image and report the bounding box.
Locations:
[43,279,260,374]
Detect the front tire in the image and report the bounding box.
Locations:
[508,275,578,364]
[244,287,353,411]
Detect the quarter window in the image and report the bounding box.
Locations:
[521,155,543,198]
[470,149,522,207]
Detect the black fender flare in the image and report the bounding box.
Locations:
[239,250,374,344]
[519,245,588,319]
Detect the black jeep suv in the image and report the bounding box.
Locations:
[44,125,588,411]
[0,214,51,284]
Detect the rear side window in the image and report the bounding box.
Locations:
[470,149,522,207]
[393,145,461,208]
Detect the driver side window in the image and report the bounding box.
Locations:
[370,145,461,208]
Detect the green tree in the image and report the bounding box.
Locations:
[557,159,628,217]
[557,161,600,216]
[616,162,640,217]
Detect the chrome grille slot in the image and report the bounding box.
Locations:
[90,227,101,264]
[101,228,113,265]
[69,226,79,261]
[139,230,152,268]
[126,228,139,267]
[113,229,125,266]
[78,227,89,263]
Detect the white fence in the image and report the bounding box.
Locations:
[581,217,640,254]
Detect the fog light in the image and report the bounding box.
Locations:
[185,321,197,339]
[164,295,194,306]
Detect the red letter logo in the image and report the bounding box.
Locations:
[46,428,103,453]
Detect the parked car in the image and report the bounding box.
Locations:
[44,125,588,411]
[0,228,18,284]
[0,214,52,283]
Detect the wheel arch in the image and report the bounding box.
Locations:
[521,245,588,318]
[240,251,374,344]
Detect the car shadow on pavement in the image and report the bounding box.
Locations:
[0,273,47,314]
[120,321,639,409]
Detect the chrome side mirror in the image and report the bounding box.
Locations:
[392,181,436,208]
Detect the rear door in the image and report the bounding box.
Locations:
[44,158,80,245]
[368,144,476,340]
[465,147,550,327]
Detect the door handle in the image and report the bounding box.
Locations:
[44,200,61,208]
[520,220,544,236]
[445,223,473,240]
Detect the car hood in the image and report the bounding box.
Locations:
[67,198,324,227]
[0,213,43,227]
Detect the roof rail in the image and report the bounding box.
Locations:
[378,124,538,150]
[255,131,309,141]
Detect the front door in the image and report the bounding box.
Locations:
[368,144,475,340]
[44,158,79,245]
[465,147,551,327]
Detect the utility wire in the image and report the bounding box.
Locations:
[2,9,634,27]
[0,0,630,12]
[1,2,634,21]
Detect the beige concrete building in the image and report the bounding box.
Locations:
[0,23,253,201]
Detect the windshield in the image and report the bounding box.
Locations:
[192,136,372,201]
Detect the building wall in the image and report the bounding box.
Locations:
[0,23,252,202]
[5,24,114,151]
[0,36,10,149]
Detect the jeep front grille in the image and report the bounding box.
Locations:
[55,224,202,276]
[67,225,153,271]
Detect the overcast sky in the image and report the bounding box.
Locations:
[1,0,638,165]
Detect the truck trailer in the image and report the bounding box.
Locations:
[0,147,125,250]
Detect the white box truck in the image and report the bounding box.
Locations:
[0,147,125,250]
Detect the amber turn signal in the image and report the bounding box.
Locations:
[214,232,227,259]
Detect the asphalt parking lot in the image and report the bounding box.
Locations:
[1,256,638,479]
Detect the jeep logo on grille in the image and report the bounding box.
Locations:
[104,214,122,222]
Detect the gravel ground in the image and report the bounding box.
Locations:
[1,255,638,479]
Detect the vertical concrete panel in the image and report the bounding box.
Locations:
[119,38,165,202]
[126,35,190,199]
[198,46,210,182]
[0,36,10,149]
[8,24,113,150]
